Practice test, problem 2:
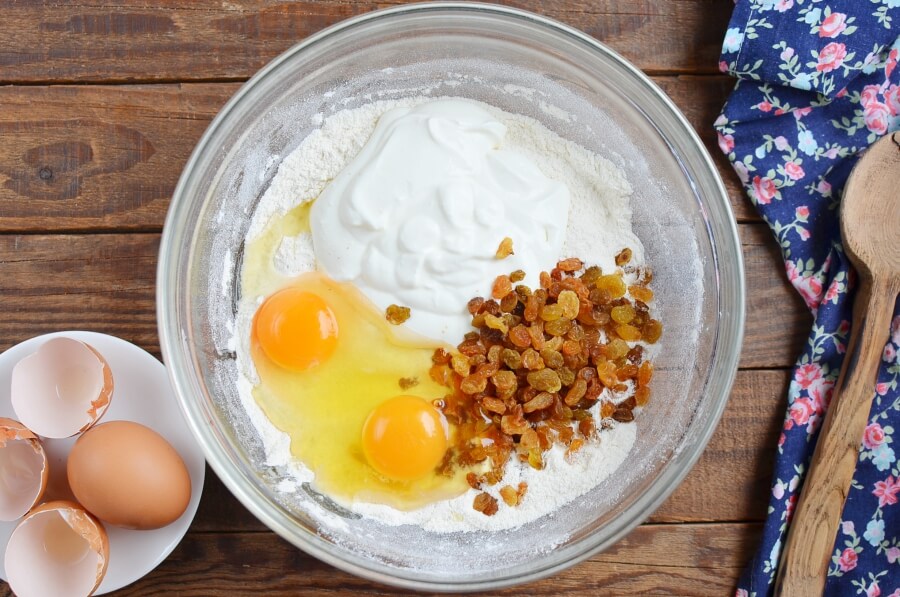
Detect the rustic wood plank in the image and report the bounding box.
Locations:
[653,370,788,523]
[150,522,759,595]
[0,78,752,233]
[0,84,232,231]
[0,1,730,85]
[0,523,752,596]
[741,224,812,369]
[0,234,159,353]
[0,225,808,366]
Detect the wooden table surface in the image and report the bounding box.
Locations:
[0,1,810,595]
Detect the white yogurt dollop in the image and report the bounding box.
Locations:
[310,99,570,343]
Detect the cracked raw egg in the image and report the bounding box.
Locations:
[251,272,467,510]
[4,500,109,597]
[11,338,113,439]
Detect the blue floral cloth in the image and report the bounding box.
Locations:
[714,2,900,595]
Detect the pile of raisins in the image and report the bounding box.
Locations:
[429,251,660,515]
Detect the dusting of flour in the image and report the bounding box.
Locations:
[235,96,646,533]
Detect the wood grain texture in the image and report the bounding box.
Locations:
[0,78,752,233]
[0,523,747,597]
[0,84,232,231]
[0,0,730,84]
[0,226,807,368]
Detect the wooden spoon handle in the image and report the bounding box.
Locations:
[775,274,899,596]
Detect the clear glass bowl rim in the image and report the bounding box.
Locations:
[157,1,746,591]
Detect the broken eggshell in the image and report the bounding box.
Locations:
[4,500,109,597]
[11,337,113,438]
[0,418,49,521]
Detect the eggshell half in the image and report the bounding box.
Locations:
[11,337,114,438]
[67,421,192,530]
[4,500,109,597]
[0,418,49,521]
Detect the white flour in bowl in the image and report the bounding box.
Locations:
[233,96,652,533]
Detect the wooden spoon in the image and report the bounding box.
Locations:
[775,132,900,596]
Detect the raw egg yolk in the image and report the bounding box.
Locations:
[254,288,338,371]
[362,395,448,481]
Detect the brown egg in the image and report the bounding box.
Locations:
[66,421,191,530]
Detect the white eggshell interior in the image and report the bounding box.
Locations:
[5,508,105,597]
[0,437,46,521]
[11,338,108,439]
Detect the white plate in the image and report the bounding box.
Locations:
[0,331,205,594]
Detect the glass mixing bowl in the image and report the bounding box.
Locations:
[157,2,745,591]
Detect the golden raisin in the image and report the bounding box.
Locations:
[501,408,529,435]
[616,324,642,342]
[508,324,532,348]
[557,290,580,319]
[565,438,585,460]
[596,274,626,299]
[499,485,520,507]
[527,322,546,350]
[467,296,485,315]
[451,353,471,377]
[461,373,488,395]
[501,348,523,370]
[564,378,588,406]
[473,492,499,516]
[539,349,565,369]
[615,247,633,266]
[492,275,513,299]
[540,303,564,322]
[639,362,654,387]
[581,265,602,285]
[496,237,514,259]
[557,257,583,272]
[642,319,663,344]
[509,269,526,283]
[523,391,554,413]
[491,370,518,396]
[385,304,411,324]
[432,348,451,364]
[628,285,654,303]
[500,292,518,313]
[596,360,618,387]
[521,348,545,370]
[526,369,562,393]
[544,317,572,337]
[605,338,630,360]
[610,304,636,324]
[482,397,507,415]
[578,417,595,438]
[616,364,639,380]
[484,313,509,334]
[600,401,616,419]
[635,385,651,406]
[562,340,582,356]
[557,366,576,386]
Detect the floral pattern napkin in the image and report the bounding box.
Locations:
[714,1,900,595]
